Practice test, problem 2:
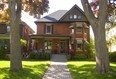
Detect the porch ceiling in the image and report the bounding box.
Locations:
[30,34,71,39]
[0,34,10,39]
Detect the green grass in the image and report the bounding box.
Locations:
[67,61,116,79]
[0,60,50,79]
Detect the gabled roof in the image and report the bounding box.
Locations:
[36,10,68,23]
[59,4,86,21]
[35,4,87,23]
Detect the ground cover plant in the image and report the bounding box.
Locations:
[0,60,50,79]
[67,61,116,79]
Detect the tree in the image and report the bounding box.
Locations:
[0,0,49,71]
[81,0,110,73]
[8,0,22,71]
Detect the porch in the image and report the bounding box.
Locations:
[30,34,71,54]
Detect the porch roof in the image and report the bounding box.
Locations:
[0,34,10,39]
[30,34,71,39]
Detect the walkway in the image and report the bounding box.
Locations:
[42,54,73,79]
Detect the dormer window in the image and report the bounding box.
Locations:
[45,24,53,34]
[77,15,81,19]
[74,15,77,19]
[70,15,73,19]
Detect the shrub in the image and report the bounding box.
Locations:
[0,47,8,59]
[67,53,88,60]
[74,54,87,60]
[109,51,116,62]
[29,51,51,60]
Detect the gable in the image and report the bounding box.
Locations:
[59,5,88,22]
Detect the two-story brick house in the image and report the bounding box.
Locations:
[31,5,90,54]
[0,22,34,53]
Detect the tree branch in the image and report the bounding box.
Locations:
[16,0,22,18]
[98,0,107,21]
[81,0,97,24]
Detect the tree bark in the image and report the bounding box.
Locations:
[9,0,22,71]
[81,0,110,73]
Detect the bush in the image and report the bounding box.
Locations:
[67,53,88,60]
[74,54,87,60]
[109,51,116,62]
[0,47,8,59]
[29,51,51,60]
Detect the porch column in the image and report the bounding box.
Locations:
[73,23,77,53]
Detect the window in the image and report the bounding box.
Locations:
[77,15,81,19]
[70,28,74,34]
[70,15,73,19]
[74,15,77,19]
[7,26,10,33]
[77,44,82,50]
[45,24,53,34]
[76,27,82,33]
[76,39,83,50]
[44,40,52,50]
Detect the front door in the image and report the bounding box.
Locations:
[60,41,66,53]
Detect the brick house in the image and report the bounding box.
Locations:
[0,22,34,53]
[31,5,90,55]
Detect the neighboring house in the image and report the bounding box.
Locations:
[0,22,35,53]
[106,26,116,52]
[30,5,90,55]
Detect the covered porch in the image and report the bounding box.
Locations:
[30,34,71,54]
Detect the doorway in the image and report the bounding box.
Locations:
[60,40,66,53]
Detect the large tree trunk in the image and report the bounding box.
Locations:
[81,0,110,73]
[9,0,22,71]
[93,23,110,73]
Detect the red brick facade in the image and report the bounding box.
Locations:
[31,5,90,54]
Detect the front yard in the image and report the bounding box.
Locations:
[0,60,50,79]
[67,61,116,79]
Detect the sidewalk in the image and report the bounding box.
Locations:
[42,54,73,79]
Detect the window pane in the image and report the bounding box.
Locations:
[45,24,52,34]
[77,44,82,50]
[70,28,74,33]
[44,41,52,50]
[70,15,73,19]
[47,26,51,33]
[77,27,82,33]
[74,15,77,19]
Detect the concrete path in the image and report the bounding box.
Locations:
[42,54,73,79]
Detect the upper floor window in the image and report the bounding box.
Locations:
[70,28,74,34]
[74,15,77,19]
[76,23,82,33]
[69,15,73,19]
[76,27,82,33]
[69,14,81,20]
[7,26,10,33]
[45,24,53,34]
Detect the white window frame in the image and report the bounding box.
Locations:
[45,24,52,34]
[76,23,83,33]
[76,39,83,50]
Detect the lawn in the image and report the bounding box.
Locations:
[0,60,50,79]
[67,61,116,79]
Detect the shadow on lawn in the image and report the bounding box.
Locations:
[68,64,116,79]
[0,64,48,79]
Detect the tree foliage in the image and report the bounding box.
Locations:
[90,0,116,17]
[0,0,49,22]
